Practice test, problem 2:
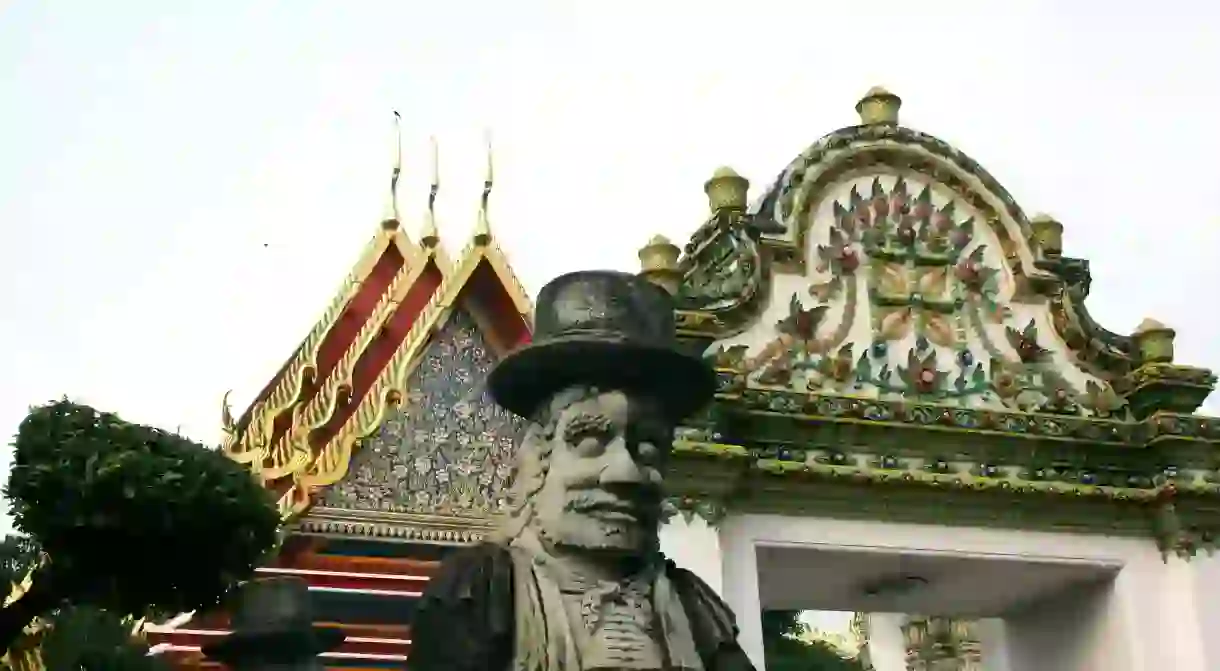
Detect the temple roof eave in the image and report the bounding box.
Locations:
[223,228,446,479]
[274,227,532,519]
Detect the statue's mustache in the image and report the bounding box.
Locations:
[564,486,662,515]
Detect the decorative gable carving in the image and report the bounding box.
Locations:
[708,173,1124,417]
[320,307,522,516]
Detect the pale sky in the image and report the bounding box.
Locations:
[2,1,1219,545]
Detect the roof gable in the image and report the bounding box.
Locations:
[682,89,1214,423]
[710,171,1120,416]
[277,225,532,517]
[318,306,524,524]
[221,217,448,507]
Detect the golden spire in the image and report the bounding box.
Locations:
[855,86,902,125]
[704,166,750,213]
[1029,212,1063,258]
[1133,317,1176,363]
[381,111,403,230]
[638,234,683,296]
[473,130,493,246]
[421,135,440,248]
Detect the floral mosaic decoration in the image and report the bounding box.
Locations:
[321,309,523,516]
[711,176,1126,416]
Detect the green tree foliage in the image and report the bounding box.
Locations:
[0,535,169,671]
[0,400,282,654]
[762,610,869,671]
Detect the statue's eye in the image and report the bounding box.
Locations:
[569,428,612,457]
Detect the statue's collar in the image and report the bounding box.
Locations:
[512,529,661,591]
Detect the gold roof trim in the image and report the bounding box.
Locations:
[444,226,533,317]
[225,113,440,471]
[223,225,429,469]
[256,243,444,482]
[278,225,533,516]
[275,288,446,514]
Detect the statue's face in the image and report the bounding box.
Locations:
[533,388,672,556]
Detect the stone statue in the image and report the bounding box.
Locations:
[409,270,756,671]
[202,576,345,671]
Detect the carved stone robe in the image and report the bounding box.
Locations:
[409,542,757,671]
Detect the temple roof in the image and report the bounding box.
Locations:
[292,220,533,517]
[221,131,531,519]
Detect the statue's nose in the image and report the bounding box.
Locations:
[599,441,646,485]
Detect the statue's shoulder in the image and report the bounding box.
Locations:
[422,541,515,602]
[664,558,758,671]
[663,558,737,636]
[411,542,515,671]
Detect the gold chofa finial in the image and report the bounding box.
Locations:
[474,130,493,246]
[704,166,750,213]
[856,86,902,125]
[381,111,403,230]
[421,135,440,248]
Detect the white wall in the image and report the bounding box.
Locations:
[865,613,908,671]
[1191,553,1220,667]
[716,514,1213,671]
[1004,578,1120,671]
[659,514,724,596]
[976,619,1011,671]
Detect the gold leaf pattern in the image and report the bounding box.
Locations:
[925,315,956,347]
[876,263,911,297]
[917,268,949,299]
[880,308,913,341]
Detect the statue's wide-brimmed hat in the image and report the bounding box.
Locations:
[488,270,715,421]
[201,577,344,664]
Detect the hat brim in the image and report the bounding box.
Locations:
[201,627,346,662]
[487,336,716,421]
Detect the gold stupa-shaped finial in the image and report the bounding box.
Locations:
[704,166,749,213]
[1029,212,1063,258]
[856,86,902,125]
[473,130,493,246]
[421,135,440,248]
[381,111,403,230]
[638,234,683,296]
[1133,317,1176,363]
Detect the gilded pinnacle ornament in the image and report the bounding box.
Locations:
[421,135,440,248]
[381,111,403,230]
[474,130,494,246]
[856,86,901,125]
[1133,317,1176,363]
[1030,212,1064,259]
[704,166,749,213]
[638,234,683,296]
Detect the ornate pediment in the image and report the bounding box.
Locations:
[708,172,1122,417]
[657,89,1220,553]
[679,88,1215,422]
[319,307,523,518]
